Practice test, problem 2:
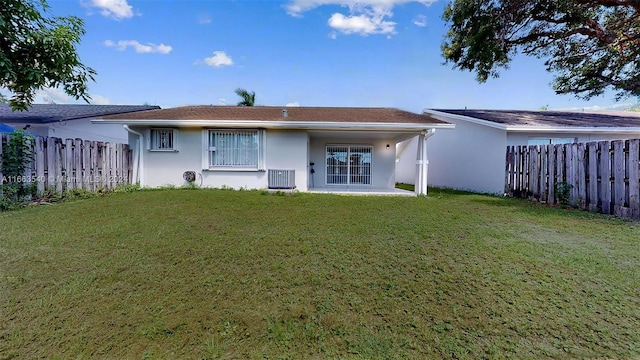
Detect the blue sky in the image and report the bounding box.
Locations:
[8,0,636,112]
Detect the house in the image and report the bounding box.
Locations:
[396,109,640,194]
[93,106,454,195]
[0,104,160,142]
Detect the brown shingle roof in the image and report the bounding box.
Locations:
[102,106,449,125]
[0,104,160,124]
[433,109,640,128]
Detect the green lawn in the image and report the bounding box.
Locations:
[0,189,638,359]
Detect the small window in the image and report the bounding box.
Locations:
[149,128,177,151]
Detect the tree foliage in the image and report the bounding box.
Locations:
[234,88,256,106]
[0,0,96,111]
[442,0,640,100]
[1,129,36,210]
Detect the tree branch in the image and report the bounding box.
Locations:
[574,0,640,12]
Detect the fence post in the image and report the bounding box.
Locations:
[577,143,586,209]
[629,139,640,219]
[599,141,612,215]
[540,145,548,202]
[65,139,74,191]
[587,142,599,212]
[0,134,4,197]
[54,138,63,194]
[547,145,555,204]
[612,140,626,217]
[505,146,512,196]
[75,139,84,190]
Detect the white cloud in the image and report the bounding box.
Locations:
[36,87,74,104]
[90,95,111,105]
[203,51,234,67]
[285,0,436,36]
[32,88,110,105]
[413,14,427,27]
[285,102,301,107]
[104,40,173,54]
[328,12,395,35]
[329,31,338,39]
[555,103,635,112]
[88,0,133,19]
[198,15,212,24]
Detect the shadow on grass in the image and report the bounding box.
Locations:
[468,196,637,223]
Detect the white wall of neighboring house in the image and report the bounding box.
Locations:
[45,119,128,143]
[396,117,640,195]
[396,119,507,194]
[308,136,397,189]
[12,119,128,144]
[18,119,128,142]
[507,132,640,145]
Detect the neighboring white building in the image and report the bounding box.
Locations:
[0,104,160,142]
[93,106,454,195]
[396,109,640,195]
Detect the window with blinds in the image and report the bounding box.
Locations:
[208,130,260,168]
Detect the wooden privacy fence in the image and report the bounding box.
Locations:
[505,139,640,219]
[0,133,132,195]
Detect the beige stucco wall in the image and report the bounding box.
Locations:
[308,136,397,189]
[134,127,310,190]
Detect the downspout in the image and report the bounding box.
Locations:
[123,125,143,186]
[420,129,436,196]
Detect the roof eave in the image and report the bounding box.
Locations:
[424,109,640,133]
[506,126,640,133]
[91,119,455,130]
[423,109,507,130]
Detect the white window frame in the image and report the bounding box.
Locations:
[325,144,373,186]
[147,128,178,151]
[202,129,265,171]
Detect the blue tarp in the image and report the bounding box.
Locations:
[0,123,14,133]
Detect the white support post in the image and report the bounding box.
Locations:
[415,134,425,195]
[421,134,428,195]
[415,129,435,196]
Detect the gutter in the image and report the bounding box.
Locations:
[423,109,640,134]
[92,119,455,131]
[123,125,143,186]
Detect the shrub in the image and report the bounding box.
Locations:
[554,181,573,206]
[1,130,36,210]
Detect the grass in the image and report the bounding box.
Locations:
[0,188,638,359]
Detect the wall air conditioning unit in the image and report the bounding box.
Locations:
[268,169,295,190]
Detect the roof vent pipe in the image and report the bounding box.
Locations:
[282,109,288,118]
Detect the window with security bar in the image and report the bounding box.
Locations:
[326,145,372,185]
[208,130,260,168]
[150,128,176,151]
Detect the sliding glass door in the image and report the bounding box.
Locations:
[326,145,372,185]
